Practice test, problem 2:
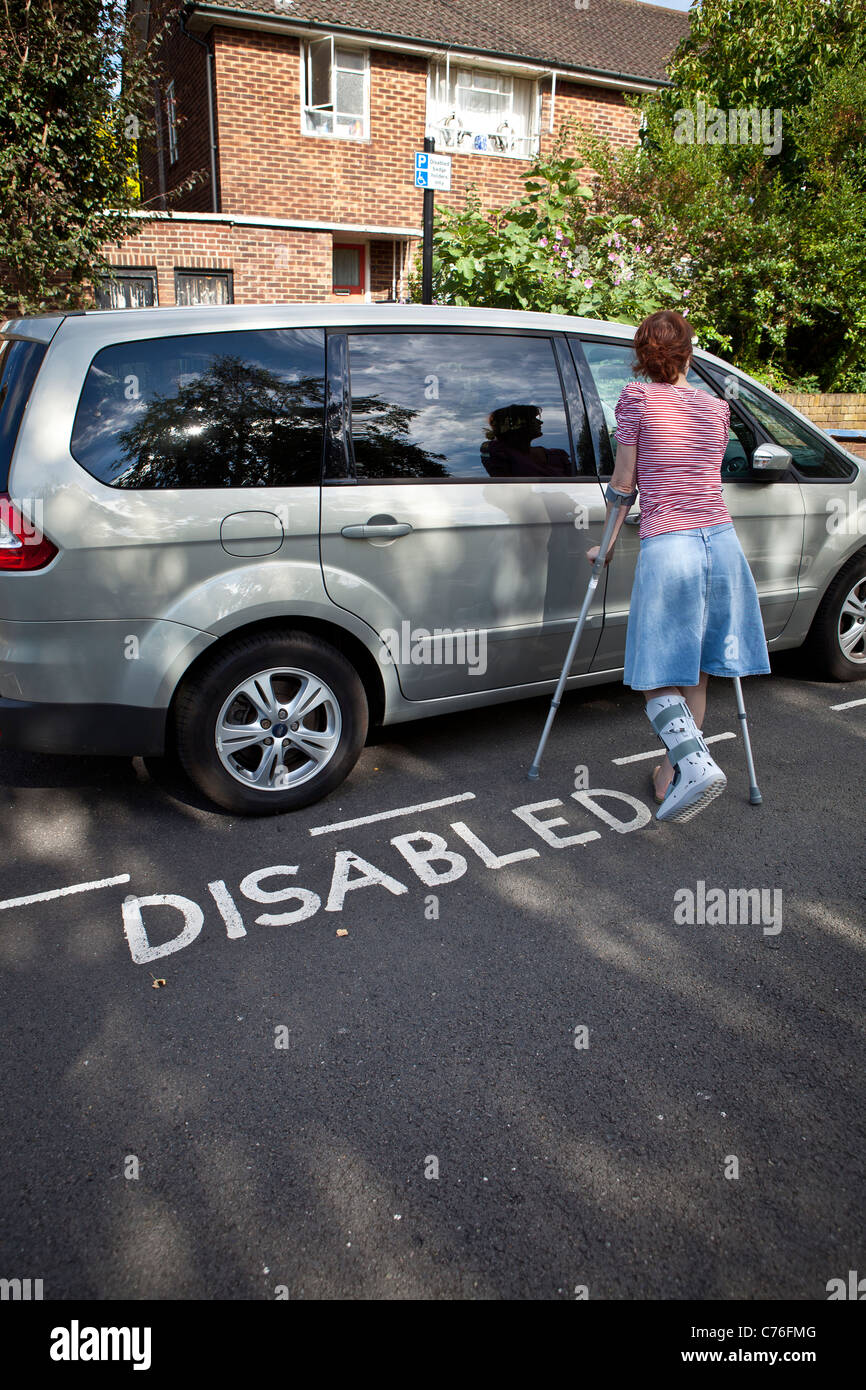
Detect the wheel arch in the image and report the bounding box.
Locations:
[805,540,866,635]
[166,615,387,737]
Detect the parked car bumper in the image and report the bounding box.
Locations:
[0,696,166,756]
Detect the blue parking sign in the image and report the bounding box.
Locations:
[413,151,451,191]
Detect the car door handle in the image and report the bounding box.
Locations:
[340,522,414,539]
[624,512,641,525]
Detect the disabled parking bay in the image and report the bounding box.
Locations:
[0,661,864,1299]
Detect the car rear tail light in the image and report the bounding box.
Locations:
[0,493,57,570]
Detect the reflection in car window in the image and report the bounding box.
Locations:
[581,340,757,480]
[723,378,852,479]
[347,333,575,480]
[71,328,325,488]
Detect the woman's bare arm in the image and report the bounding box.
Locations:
[586,443,638,564]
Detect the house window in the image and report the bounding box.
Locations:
[428,63,539,157]
[332,244,365,295]
[303,38,369,139]
[165,80,178,164]
[95,269,158,309]
[175,270,233,306]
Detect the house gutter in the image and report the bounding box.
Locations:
[180,10,220,211]
[182,4,670,95]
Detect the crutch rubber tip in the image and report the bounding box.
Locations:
[527,767,540,780]
[749,789,763,805]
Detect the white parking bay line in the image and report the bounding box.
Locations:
[831,697,866,711]
[309,792,476,837]
[613,732,736,766]
[0,873,131,912]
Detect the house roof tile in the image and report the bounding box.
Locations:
[192,0,690,84]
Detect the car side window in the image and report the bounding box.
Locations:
[71,328,325,488]
[720,377,853,480]
[581,340,757,480]
[578,340,632,468]
[346,332,582,480]
[684,367,757,479]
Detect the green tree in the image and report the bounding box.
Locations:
[0,0,165,315]
[422,0,866,390]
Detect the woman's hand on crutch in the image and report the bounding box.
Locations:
[585,543,614,566]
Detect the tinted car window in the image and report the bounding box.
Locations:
[581,340,756,480]
[347,332,576,480]
[71,328,325,488]
[0,338,47,490]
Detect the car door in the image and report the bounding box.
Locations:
[318,326,610,700]
[571,336,805,668]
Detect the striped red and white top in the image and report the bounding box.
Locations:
[614,380,732,539]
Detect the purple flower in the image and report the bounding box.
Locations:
[645,245,653,254]
[631,218,641,227]
[608,252,617,262]
[683,288,691,297]
[539,236,548,246]
[554,228,563,241]
[584,278,594,287]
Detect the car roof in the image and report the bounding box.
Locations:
[1,302,643,345]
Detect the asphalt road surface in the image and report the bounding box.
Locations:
[1,651,864,1300]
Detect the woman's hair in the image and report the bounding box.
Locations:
[632,310,693,384]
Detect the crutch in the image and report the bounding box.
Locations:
[528,498,622,779]
[733,676,762,805]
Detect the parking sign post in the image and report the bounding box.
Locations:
[415,142,451,305]
[421,137,435,304]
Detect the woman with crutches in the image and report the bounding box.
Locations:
[586,310,770,824]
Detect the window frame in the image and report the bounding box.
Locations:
[330,325,595,484]
[94,268,159,310]
[173,269,234,307]
[301,38,370,141]
[427,60,540,159]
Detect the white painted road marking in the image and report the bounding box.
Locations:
[612,732,736,766]
[0,874,131,912]
[830,697,866,711]
[308,792,476,836]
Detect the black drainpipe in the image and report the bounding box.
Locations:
[180,8,220,212]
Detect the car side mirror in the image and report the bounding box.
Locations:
[751,442,791,481]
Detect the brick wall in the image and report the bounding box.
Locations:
[154,26,640,224]
[138,3,216,212]
[102,218,333,306]
[122,18,644,306]
[780,393,866,460]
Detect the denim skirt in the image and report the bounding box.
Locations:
[623,522,771,690]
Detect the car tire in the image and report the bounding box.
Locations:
[804,553,866,681]
[174,630,369,814]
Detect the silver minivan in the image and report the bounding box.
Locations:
[1,303,864,813]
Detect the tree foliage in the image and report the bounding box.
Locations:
[0,0,165,315]
[421,0,866,390]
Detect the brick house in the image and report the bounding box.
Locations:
[101,0,689,308]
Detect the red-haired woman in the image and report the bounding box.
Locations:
[587,310,770,824]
